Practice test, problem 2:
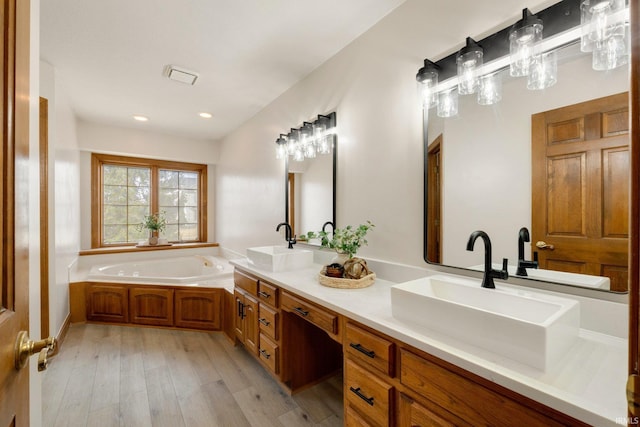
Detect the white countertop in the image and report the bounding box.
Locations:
[231,258,627,427]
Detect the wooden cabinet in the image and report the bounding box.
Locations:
[398,393,460,427]
[86,283,129,323]
[258,333,279,375]
[79,282,222,331]
[345,322,394,377]
[258,303,279,340]
[175,289,221,330]
[344,358,393,427]
[234,287,259,355]
[257,281,279,308]
[130,287,174,326]
[281,290,339,338]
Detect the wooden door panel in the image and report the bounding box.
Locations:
[546,153,586,236]
[532,92,629,292]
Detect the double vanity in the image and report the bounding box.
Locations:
[231,245,626,427]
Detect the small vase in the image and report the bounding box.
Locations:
[330,251,350,265]
[148,230,159,246]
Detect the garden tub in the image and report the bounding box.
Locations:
[87,255,233,284]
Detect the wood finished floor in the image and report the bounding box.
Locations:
[43,323,343,427]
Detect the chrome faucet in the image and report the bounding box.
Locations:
[466,230,508,289]
[276,222,296,249]
[516,227,538,276]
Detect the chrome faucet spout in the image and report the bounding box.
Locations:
[276,222,296,249]
[466,230,508,289]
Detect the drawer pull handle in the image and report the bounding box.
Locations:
[349,343,375,358]
[349,387,374,406]
[258,291,271,298]
[259,349,271,359]
[237,301,245,319]
[259,318,271,326]
[293,307,309,317]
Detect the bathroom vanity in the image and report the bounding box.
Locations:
[230,258,625,427]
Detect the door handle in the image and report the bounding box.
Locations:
[14,331,57,372]
[535,241,555,250]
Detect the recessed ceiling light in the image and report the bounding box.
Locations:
[199,112,213,119]
[133,115,149,122]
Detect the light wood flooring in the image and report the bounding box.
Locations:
[43,323,343,427]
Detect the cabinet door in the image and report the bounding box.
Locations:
[130,287,174,326]
[86,283,129,323]
[243,293,259,355]
[175,289,221,330]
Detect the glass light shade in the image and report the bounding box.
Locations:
[457,49,483,95]
[314,121,332,155]
[437,89,458,118]
[417,70,438,108]
[580,0,624,52]
[293,146,305,162]
[275,136,287,160]
[592,24,628,70]
[527,51,557,90]
[509,24,543,77]
[477,72,502,106]
[286,131,299,156]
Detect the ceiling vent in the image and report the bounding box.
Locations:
[165,65,199,85]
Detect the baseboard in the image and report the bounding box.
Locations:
[56,313,72,350]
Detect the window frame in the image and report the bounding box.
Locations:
[91,153,208,248]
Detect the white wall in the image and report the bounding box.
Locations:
[76,121,219,249]
[215,0,546,265]
[40,61,82,341]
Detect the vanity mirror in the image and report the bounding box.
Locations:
[422,1,630,293]
[283,113,337,242]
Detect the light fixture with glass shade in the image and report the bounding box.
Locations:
[300,122,316,159]
[456,37,483,95]
[527,50,558,90]
[416,59,439,108]
[437,88,458,118]
[275,134,288,160]
[580,0,627,70]
[477,72,502,105]
[509,8,543,77]
[314,115,331,155]
[287,129,299,156]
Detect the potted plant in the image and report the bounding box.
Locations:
[137,211,167,245]
[318,220,374,262]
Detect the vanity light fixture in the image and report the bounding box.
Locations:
[527,50,558,90]
[456,37,483,95]
[416,59,439,108]
[477,72,502,105]
[509,8,543,77]
[274,112,336,160]
[580,0,628,70]
[437,88,458,118]
[275,134,288,160]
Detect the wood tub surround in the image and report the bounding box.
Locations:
[69,281,224,332]
[230,262,620,426]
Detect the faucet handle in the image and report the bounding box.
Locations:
[500,258,509,280]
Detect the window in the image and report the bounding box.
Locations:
[91,153,207,247]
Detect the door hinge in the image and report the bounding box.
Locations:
[627,374,640,415]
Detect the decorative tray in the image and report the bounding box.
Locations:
[318,268,376,289]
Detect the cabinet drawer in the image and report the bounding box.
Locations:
[400,349,567,427]
[345,404,372,427]
[345,322,394,377]
[399,392,461,427]
[258,333,279,375]
[257,281,279,308]
[258,304,279,340]
[281,291,338,335]
[234,269,258,295]
[345,358,393,427]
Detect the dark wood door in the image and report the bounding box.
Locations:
[531,92,629,292]
[0,0,31,425]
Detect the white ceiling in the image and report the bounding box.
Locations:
[40,0,407,141]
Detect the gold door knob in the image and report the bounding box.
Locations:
[14,331,57,372]
[535,241,555,250]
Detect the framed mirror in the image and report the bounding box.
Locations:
[423,4,630,293]
[285,115,337,242]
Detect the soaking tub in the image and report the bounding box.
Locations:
[87,255,233,285]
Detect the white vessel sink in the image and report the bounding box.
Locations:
[468,264,610,289]
[246,246,314,272]
[391,275,580,371]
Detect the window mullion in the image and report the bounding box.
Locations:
[151,165,159,214]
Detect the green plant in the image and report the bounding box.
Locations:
[137,212,167,233]
[305,231,317,239]
[318,220,374,258]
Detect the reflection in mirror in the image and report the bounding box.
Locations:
[424,39,629,293]
[286,124,336,244]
